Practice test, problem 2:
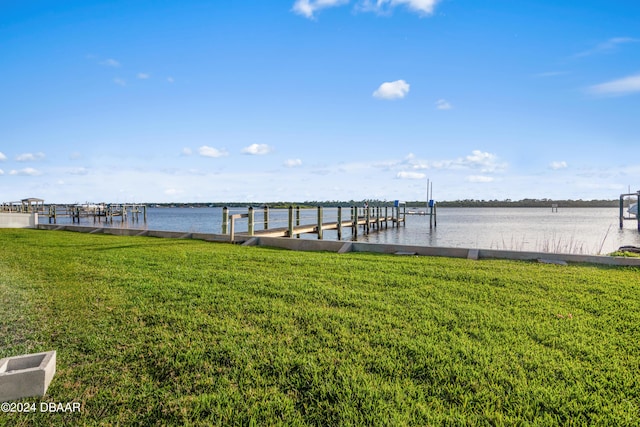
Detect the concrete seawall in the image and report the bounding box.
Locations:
[36,224,640,267]
[0,213,38,228]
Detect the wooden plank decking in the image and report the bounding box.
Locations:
[248,215,399,238]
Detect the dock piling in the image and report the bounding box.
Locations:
[288,206,294,238]
[317,206,323,240]
[337,207,342,240]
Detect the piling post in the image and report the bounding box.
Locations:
[620,196,624,229]
[352,206,358,239]
[222,207,229,234]
[248,206,255,236]
[263,205,269,230]
[429,201,433,229]
[365,206,370,234]
[230,215,236,242]
[433,203,437,228]
[637,191,640,232]
[296,206,301,238]
[316,206,324,239]
[288,206,294,238]
[385,206,388,229]
[337,206,342,240]
[376,206,380,230]
[143,205,147,223]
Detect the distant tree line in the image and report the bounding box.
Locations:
[147,198,625,208]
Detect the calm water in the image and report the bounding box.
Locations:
[41,206,640,255]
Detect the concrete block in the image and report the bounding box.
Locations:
[0,351,56,402]
[467,249,479,260]
[241,237,259,246]
[337,242,353,254]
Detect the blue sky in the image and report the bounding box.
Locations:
[1,0,639,203]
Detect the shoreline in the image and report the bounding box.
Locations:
[36,223,640,267]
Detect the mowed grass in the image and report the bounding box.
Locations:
[1,229,639,426]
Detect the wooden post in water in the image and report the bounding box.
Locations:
[352,206,358,239]
[263,205,269,230]
[434,203,437,227]
[392,206,396,228]
[429,200,434,229]
[637,191,640,232]
[365,206,370,234]
[222,207,229,234]
[143,205,147,223]
[317,206,323,239]
[229,215,236,242]
[619,196,624,229]
[288,206,294,238]
[296,206,301,238]
[248,206,254,236]
[384,206,388,229]
[337,206,342,240]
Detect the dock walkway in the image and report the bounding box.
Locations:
[223,205,406,242]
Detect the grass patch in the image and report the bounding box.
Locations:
[1,229,639,426]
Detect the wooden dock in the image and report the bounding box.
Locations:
[223,205,406,242]
[45,203,147,225]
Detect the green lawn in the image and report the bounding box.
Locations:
[1,229,639,426]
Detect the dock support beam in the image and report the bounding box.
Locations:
[222,207,229,234]
[248,206,254,236]
[264,205,269,230]
[317,206,323,239]
[337,206,342,240]
[365,207,370,234]
[352,206,358,239]
[288,206,294,238]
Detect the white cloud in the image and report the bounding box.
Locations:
[0,152,6,161]
[16,152,45,162]
[574,37,638,58]
[467,175,494,183]
[463,150,499,170]
[114,78,126,86]
[242,144,273,155]
[364,0,440,15]
[293,0,440,18]
[0,169,4,175]
[292,0,349,18]
[397,171,426,179]
[100,58,121,67]
[9,168,42,176]
[69,152,82,160]
[373,80,410,100]
[435,99,452,110]
[198,146,229,158]
[69,167,89,175]
[402,150,507,173]
[550,161,568,170]
[284,158,303,167]
[137,73,150,79]
[588,73,640,96]
[182,147,193,156]
[167,77,175,83]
